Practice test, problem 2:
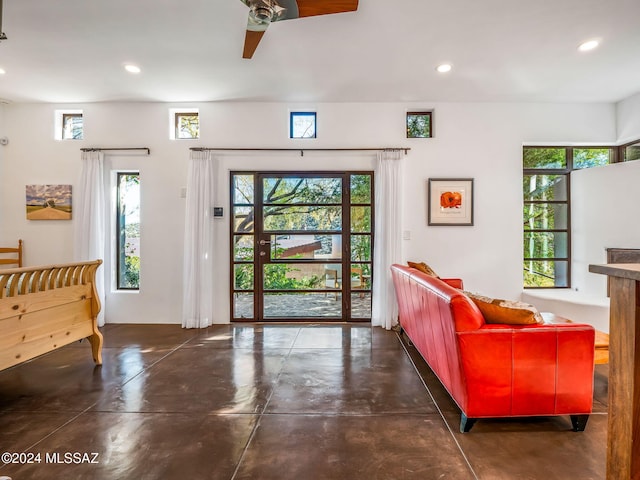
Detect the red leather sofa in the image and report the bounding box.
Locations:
[391,264,595,432]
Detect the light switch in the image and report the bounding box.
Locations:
[403,230,411,240]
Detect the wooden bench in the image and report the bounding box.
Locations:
[542,312,609,364]
[0,260,103,371]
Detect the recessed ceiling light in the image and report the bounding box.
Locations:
[436,64,452,73]
[124,64,141,74]
[578,40,599,52]
[0,68,6,75]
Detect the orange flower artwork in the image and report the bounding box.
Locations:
[440,191,462,209]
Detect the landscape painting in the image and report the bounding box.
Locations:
[26,185,72,220]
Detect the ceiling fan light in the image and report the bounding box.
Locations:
[436,64,452,73]
[250,6,274,24]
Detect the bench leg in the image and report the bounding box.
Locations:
[570,415,589,432]
[88,330,104,366]
[460,414,477,433]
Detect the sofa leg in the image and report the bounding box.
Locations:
[570,415,589,432]
[460,414,477,433]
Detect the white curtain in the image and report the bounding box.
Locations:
[182,150,216,328]
[74,150,106,326]
[371,149,403,330]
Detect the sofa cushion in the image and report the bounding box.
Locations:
[408,261,439,278]
[465,292,544,325]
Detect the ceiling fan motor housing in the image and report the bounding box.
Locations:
[250,5,275,24]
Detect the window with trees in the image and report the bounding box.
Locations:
[175,111,199,139]
[116,172,140,290]
[523,146,613,288]
[55,110,83,140]
[289,112,316,139]
[621,140,640,162]
[62,113,83,139]
[406,111,432,138]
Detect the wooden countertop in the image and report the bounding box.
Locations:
[589,263,640,281]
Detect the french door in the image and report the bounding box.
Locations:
[231,171,374,322]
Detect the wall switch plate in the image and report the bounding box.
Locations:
[403,230,411,240]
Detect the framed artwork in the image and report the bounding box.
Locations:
[26,185,72,220]
[428,178,473,226]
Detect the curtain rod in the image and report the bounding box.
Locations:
[190,147,410,157]
[81,147,151,154]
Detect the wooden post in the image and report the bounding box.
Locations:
[589,263,640,480]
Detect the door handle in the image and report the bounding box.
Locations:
[259,239,271,246]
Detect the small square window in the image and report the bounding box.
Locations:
[175,112,199,139]
[290,112,316,139]
[406,111,432,138]
[62,113,83,140]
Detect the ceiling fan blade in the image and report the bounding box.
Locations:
[243,29,267,59]
[295,0,358,18]
[243,19,269,59]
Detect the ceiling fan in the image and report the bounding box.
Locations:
[239,0,359,59]
[0,0,7,40]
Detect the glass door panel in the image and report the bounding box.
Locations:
[262,177,342,204]
[270,234,341,260]
[262,206,342,231]
[263,292,343,318]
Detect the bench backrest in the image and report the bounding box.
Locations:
[0,240,23,268]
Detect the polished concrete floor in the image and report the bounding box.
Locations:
[0,324,608,479]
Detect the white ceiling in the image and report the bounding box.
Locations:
[1,0,639,104]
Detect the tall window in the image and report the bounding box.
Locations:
[523,146,613,288]
[116,172,140,290]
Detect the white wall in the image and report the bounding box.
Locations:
[0,101,617,324]
[568,88,640,313]
[572,160,640,298]
[617,91,640,143]
[0,104,5,231]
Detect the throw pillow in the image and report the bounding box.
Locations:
[407,261,439,278]
[464,292,544,325]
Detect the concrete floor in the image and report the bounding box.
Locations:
[0,324,608,479]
